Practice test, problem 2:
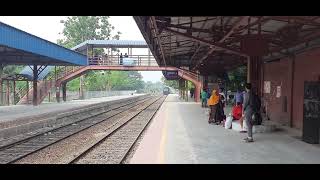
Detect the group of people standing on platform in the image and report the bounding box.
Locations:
[201,87,226,125]
[201,83,260,143]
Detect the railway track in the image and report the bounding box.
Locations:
[70,95,166,164]
[0,95,164,164]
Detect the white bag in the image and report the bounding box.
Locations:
[205,108,210,116]
[225,116,233,129]
[242,117,247,130]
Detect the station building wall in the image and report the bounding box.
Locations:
[263,47,320,130]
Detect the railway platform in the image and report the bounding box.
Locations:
[130,94,320,164]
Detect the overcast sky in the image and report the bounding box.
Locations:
[0,16,163,83]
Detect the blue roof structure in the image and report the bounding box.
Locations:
[0,21,87,66]
[72,40,148,53]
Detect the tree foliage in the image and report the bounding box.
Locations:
[57,16,121,49]
[160,77,179,89]
[142,81,164,94]
[58,16,147,92]
[160,77,195,90]
[67,71,145,91]
[227,66,247,91]
[0,65,26,91]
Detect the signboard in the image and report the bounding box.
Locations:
[303,81,320,144]
[276,86,281,98]
[163,70,179,80]
[264,81,271,94]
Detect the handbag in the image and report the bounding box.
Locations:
[251,112,262,125]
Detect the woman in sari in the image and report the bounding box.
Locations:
[207,89,220,124]
[215,97,224,125]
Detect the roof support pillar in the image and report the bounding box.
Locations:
[0,64,3,106]
[194,81,201,103]
[247,56,262,96]
[148,49,151,66]
[79,75,84,100]
[26,81,29,103]
[289,54,296,128]
[62,82,67,102]
[6,80,10,106]
[33,64,38,106]
[186,79,189,102]
[56,85,60,103]
[13,80,16,105]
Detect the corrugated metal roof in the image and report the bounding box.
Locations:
[72,40,148,52]
[0,21,87,66]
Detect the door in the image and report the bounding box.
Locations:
[302,81,320,144]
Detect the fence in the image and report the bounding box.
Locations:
[42,90,136,102]
[88,55,158,67]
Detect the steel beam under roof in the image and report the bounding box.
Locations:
[135,16,320,72]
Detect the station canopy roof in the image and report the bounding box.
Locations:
[134,16,320,75]
[0,22,87,66]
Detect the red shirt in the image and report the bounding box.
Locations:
[232,104,243,120]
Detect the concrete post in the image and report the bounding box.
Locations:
[111,50,113,64]
[180,79,183,99]
[13,80,16,105]
[186,80,189,102]
[225,80,228,105]
[182,80,186,100]
[6,80,10,105]
[56,85,60,103]
[55,66,57,81]
[260,62,264,98]
[80,75,84,99]
[194,82,201,103]
[148,49,151,66]
[184,80,187,101]
[33,65,38,106]
[247,56,251,83]
[0,64,3,105]
[26,81,29,103]
[289,55,296,128]
[62,83,67,102]
[247,56,262,95]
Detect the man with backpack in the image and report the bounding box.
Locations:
[242,83,261,143]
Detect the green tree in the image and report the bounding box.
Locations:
[1,65,25,91]
[227,66,247,91]
[57,16,121,49]
[161,77,179,89]
[142,81,164,94]
[106,71,144,91]
[2,65,23,76]
[57,16,143,92]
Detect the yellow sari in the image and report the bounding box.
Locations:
[207,89,219,106]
